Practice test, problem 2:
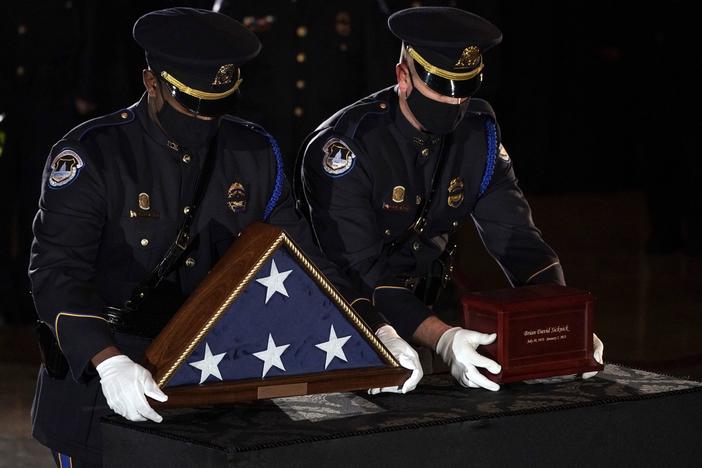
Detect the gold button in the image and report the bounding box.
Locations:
[339,43,348,52]
[182,154,191,164]
[421,148,429,157]
[185,257,196,267]
[294,106,304,117]
[384,229,391,236]
[379,102,387,110]
[16,65,25,76]
[296,52,306,63]
[120,111,129,119]
[140,238,149,247]
[452,220,459,227]
[296,79,306,89]
[416,195,422,205]
[412,242,420,251]
[17,24,27,35]
[183,206,191,215]
[296,26,308,37]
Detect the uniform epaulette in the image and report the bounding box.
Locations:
[220,114,267,134]
[325,98,390,139]
[64,108,135,142]
[466,98,496,120]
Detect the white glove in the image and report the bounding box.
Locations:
[96,355,168,423]
[436,327,501,391]
[582,333,605,379]
[369,325,423,395]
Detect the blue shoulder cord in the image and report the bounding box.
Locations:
[259,131,284,221]
[477,118,497,198]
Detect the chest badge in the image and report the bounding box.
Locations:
[447,177,465,208]
[129,192,160,218]
[322,138,356,177]
[138,192,151,211]
[392,185,406,203]
[228,182,247,213]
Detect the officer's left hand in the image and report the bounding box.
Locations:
[581,333,604,379]
[369,325,423,394]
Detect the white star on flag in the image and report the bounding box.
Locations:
[253,333,291,378]
[189,342,226,384]
[315,324,352,369]
[256,259,293,304]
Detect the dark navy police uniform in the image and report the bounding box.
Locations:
[29,8,384,466]
[299,7,564,341]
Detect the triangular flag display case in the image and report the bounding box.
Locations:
[143,223,409,407]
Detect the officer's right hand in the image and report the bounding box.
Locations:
[435,327,502,391]
[96,355,168,423]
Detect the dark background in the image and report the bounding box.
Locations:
[0,1,700,377]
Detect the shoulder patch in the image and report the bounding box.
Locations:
[322,138,356,177]
[498,143,510,162]
[48,149,84,189]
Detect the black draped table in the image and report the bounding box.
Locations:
[102,365,702,467]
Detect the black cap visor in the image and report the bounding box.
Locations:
[162,80,239,117]
[414,62,482,98]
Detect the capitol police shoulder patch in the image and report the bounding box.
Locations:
[48,149,85,189]
[498,143,510,162]
[322,138,356,177]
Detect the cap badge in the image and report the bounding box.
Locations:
[212,64,236,86]
[455,46,481,69]
[392,186,406,203]
[322,138,356,177]
[447,177,465,208]
[227,182,247,213]
[138,192,151,211]
[48,149,84,189]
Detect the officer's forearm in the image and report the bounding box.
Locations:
[412,315,452,349]
[91,346,121,367]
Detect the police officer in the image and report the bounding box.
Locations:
[298,7,604,391]
[30,8,421,467]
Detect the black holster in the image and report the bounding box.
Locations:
[34,321,69,379]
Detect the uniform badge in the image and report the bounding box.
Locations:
[322,138,356,177]
[498,144,510,162]
[447,177,465,208]
[228,182,247,213]
[48,149,84,189]
[212,64,235,86]
[130,192,160,218]
[138,193,151,211]
[392,186,406,203]
[455,46,481,69]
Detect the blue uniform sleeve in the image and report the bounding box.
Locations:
[471,144,565,286]
[29,141,115,381]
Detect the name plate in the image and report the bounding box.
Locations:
[462,284,603,383]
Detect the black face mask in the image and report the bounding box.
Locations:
[405,77,469,135]
[156,93,219,150]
